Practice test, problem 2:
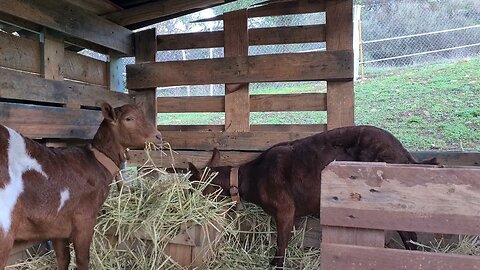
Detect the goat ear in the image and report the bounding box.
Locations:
[207,148,221,167]
[188,162,201,181]
[101,102,117,122]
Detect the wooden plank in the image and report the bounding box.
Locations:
[320,162,480,235]
[157,124,327,132]
[224,10,250,132]
[411,151,480,167]
[157,93,326,113]
[104,0,224,27]
[155,130,316,151]
[0,102,102,139]
[156,25,326,51]
[0,0,133,55]
[326,0,354,130]
[63,0,121,15]
[64,51,108,86]
[127,50,353,88]
[133,28,157,126]
[128,149,259,168]
[41,31,64,80]
[322,226,384,247]
[0,67,133,107]
[195,0,326,22]
[0,31,41,73]
[321,243,480,270]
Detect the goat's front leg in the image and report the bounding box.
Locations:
[72,216,96,270]
[270,204,295,268]
[0,232,14,269]
[52,238,71,270]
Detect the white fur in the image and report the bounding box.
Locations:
[57,189,70,212]
[0,126,47,235]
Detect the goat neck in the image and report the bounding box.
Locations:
[91,120,126,168]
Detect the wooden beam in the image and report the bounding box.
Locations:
[321,244,480,270]
[0,67,133,107]
[127,50,353,88]
[132,28,157,126]
[64,51,108,86]
[0,102,102,139]
[157,124,327,133]
[63,0,121,15]
[0,31,41,73]
[326,0,354,130]
[41,31,64,81]
[156,25,326,51]
[104,0,224,27]
[156,130,317,151]
[224,10,250,132]
[0,0,133,55]
[320,162,480,235]
[411,151,480,167]
[195,0,326,22]
[156,93,327,113]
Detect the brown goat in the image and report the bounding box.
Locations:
[189,125,437,267]
[0,103,162,270]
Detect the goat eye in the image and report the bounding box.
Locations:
[125,117,134,121]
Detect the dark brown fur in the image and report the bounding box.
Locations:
[0,103,162,270]
[189,125,437,267]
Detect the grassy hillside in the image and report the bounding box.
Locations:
[158,57,480,151]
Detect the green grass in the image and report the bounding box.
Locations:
[158,57,480,151]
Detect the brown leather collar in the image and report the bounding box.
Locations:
[89,145,121,176]
[229,167,243,210]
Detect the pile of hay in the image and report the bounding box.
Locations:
[8,152,321,270]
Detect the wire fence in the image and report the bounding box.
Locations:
[103,0,480,96]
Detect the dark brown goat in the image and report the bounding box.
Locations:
[189,125,437,267]
[0,103,162,270]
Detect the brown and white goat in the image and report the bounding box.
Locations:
[189,125,438,268]
[0,103,162,270]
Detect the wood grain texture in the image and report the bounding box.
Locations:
[321,243,480,270]
[0,0,133,54]
[0,31,41,73]
[326,0,354,130]
[127,50,353,88]
[0,102,102,139]
[224,10,249,132]
[153,130,317,151]
[322,226,384,247]
[42,31,64,80]
[104,0,223,27]
[156,93,327,113]
[157,124,327,133]
[0,67,133,107]
[196,0,326,22]
[64,51,108,86]
[320,162,480,235]
[412,151,480,167]
[133,28,157,126]
[156,25,326,51]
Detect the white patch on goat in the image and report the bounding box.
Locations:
[0,126,47,235]
[57,189,70,212]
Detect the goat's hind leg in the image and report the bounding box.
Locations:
[0,232,15,269]
[270,203,295,268]
[398,230,418,250]
[52,238,71,270]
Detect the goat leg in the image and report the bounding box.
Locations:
[72,217,95,270]
[0,232,14,269]
[270,206,295,268]
[398,230,418,250]
[52,238,71,270]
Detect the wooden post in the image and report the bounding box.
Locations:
[326,0,354,130]
[41,30,64,81]
[132,28,157,126]
[224,10,250,132]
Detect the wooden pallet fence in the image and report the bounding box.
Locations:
[320,161,480,270]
